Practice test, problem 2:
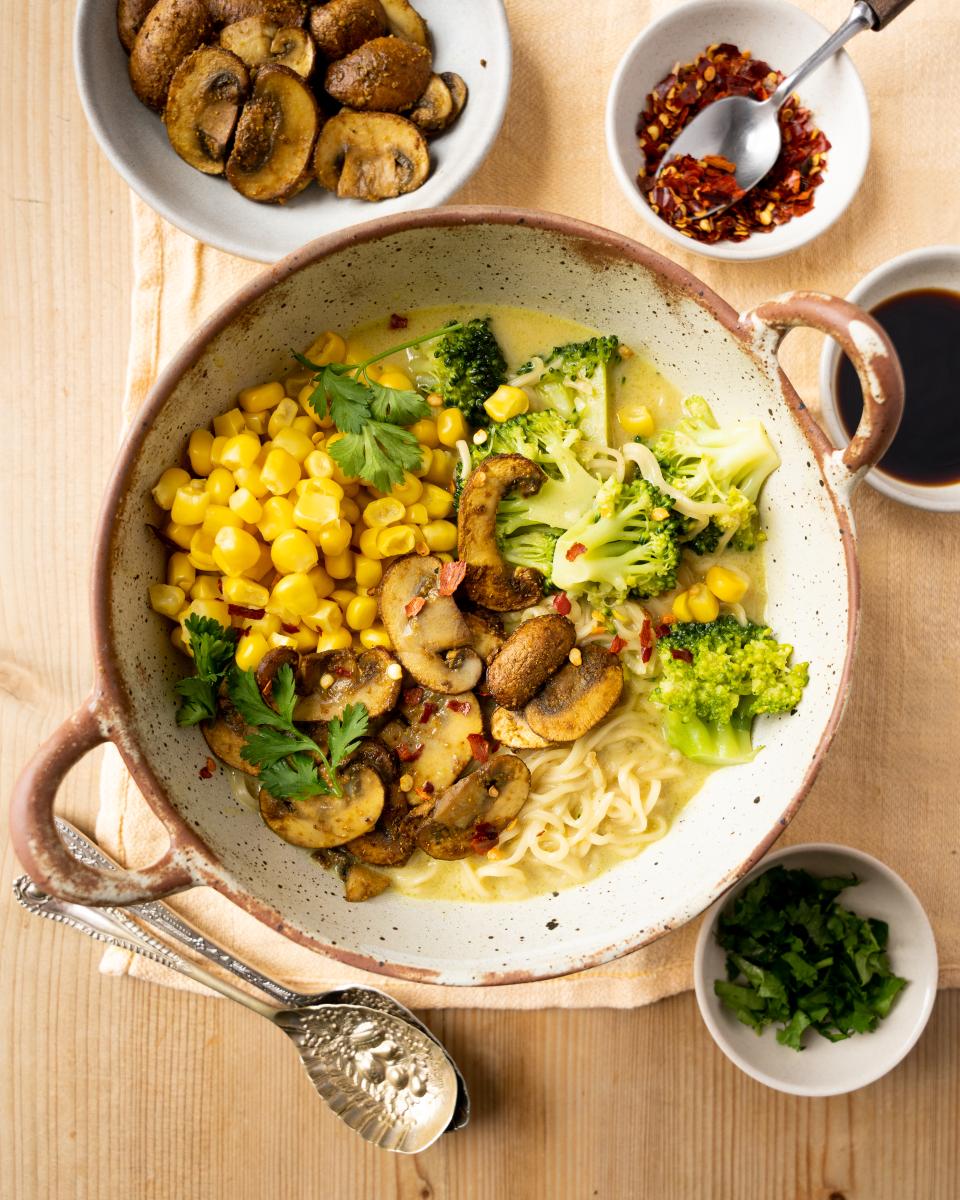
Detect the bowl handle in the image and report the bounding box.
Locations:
[9,697,200,905]
[741,292,904,491]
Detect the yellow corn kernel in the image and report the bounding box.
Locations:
[391,471,423,506]
[436,408,468,446]
[358,527,383,560]
[340,497,360,524]
[229,487,263,524]
[244,412,268,436]
[687,583,720,623]
[292,490,338,534]
[307,565,335,600]
[405,502,429,525]
[233,464,268,499]
[705,565,749,604]
[410,445,433,479]
[238,381,284,414]
[152,467,191,510]
[261,447,301,495]
[167,552,195,592]
[331,588,356,608]
[269,633,300,651]
[345,594,378,631]
[617,404,655,439]
[315,519,353,557]
[222,577,270,608]
[672,590,693,622]
[303,330,346,367]
[316,628,354,653]
[324,549,355,579]
[421,520,457,552]
[272,426,314,464]
[267,397,300,439]
[235,631,270,671]
[378,367,414,391]
[354,555,382,589]
[271,528,319,574]
[407,418,438,448]
[187,430,215,477]
[420,482,453,519]
[219,433,261,471]
[149,583,185,618]
[376,525,416,557]
[288,624,319,652]
[189,575,221,601]
[304,598,343,633]
[188,529,218,572]
[163,521,194,550]
[257,496,295,541]
[290,415,315,437]
[171,486,210,527]
[299,385,332,429]
[359,625,391,649]
[254,442,271,468]
[242,611,281,639]
[182,599,231,640]
[483,384,529,423]
[425,447,455,485]
[364,496,405,527]
[202,504,244,536]
[212,526,261,576]
[213,408,246,438]
[301,476,344,503]
[210,436,229,467]
[269,572,318,617]
[304,449,335,479]
[246,542,274,583]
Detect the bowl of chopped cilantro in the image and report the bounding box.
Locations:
[694,844,937,1095]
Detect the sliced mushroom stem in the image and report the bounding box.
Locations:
[415,756,531,860]
[226,63,319,202]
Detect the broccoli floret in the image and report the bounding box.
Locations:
[514,335,621,443]
[551,477,682,603]
[646,396,780,553]
[498,527,560,578]
[408,317,507,422]
[651,616,809,766]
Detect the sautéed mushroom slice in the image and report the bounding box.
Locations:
[416,756,531,860]
[440,71,468,120]
[118,0,160,53]
[408,74,453,133]
[489,706,555,750]
[206,0,306,26]
[525,644,624,743]
[344,862,390,902]
[314,111,429,201]
[129,0,212,111]
[309,0,387,60]
[379,0,429,46]
[346,784,418,866]
[164,47,250,174]
[379,688,482,794]
[324,36,431,112]
[220,16,316,76]
[293,646,401,722]
[259,763,384,848]
[463,609,505,664]
[485,614,576,709]
[225,63,319,202]
[202,694,259,773]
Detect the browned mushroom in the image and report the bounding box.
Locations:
[254,645,299,698]
[220,16,316,76]
[201,696,258,773]
[344,862,390,901]
[226,63,319,201]
[525,644,624,743]
[313,110,429,200]
[380,0,428,46]
[206,0,306,26]
[458,454,546,611]
[440,71,467,120]
[259,762,384,848]
[293,647,401,722]
[407,73,453,133]
[346,783,416,865]
[463,608,504,664]
[415,755,531,860]
[164,47,250,174]
[309,0,386,59]
[129,0,211,112]
[324,36,431,112]
[379,688,482,794]
[486,614,576,709]
[267,25,315,75]
[118,0,159,53]
[345,737,399,786]
[489,706,555,750]
[379,554,482,693]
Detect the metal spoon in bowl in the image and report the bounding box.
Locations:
[657,0,915,216]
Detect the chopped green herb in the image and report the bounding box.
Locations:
[714,865,908,1051]
[174,615,238,727]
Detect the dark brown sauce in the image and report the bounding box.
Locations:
[835,287,960,486]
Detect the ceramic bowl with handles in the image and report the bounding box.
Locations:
[10,210,903,986]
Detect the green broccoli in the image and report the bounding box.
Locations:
[499,527,560,578]
[646,396,780,554]
[550,476,682,603]
[407,317,507,422]
[514,335,621,444]
[651,616,809,765]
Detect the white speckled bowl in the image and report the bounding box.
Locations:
[11,210,903,986]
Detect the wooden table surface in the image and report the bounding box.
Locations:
[3,2,959,1198]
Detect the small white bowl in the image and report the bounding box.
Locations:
[693,843,937,1096]
[819,245,960,511]
[605,0,870,262]
[74,0,512,263]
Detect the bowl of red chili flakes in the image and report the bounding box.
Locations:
[605,0,870,261]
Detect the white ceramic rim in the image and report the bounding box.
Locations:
[693,841,939,1096]
[603,0,871,263]
[818,243,960,511]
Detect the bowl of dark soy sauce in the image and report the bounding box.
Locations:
[819,246,960,512]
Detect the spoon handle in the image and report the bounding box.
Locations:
[771,2,874,108]
[865,0,918,30]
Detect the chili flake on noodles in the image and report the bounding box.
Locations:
[636,43,830,244]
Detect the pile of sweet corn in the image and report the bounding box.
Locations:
[147,331,467,672]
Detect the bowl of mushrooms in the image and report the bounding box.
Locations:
[75,0,512,261]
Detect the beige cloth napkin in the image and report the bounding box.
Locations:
[98,0,960,1006]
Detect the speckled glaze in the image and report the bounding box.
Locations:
[9,209,904,986]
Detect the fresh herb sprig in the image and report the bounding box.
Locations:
[714,866,908,1051]
[292,322,462,492]
[227,663,368,801]
[174,615,238,727]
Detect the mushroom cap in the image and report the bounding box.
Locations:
[489,706,555,750]
[346,783,417,865]
[313,109,429,201]
[344,862,390,901]
[259,763,385,848]
[118,0,160,54]
[164,46,249,174]
[294,646,401,722]
[324,36,432,112]
[380,0,429,46]
[220,16,316,76]
[225,63,319,202]
[525,644,624,743]
[201,697,258,773]
[440,71,468,119]
[206,0,306,27]
[129,0,211,112]
[408,73,453,133]
[254,645,299,699]
[309,0,387,60]
[415,755,532,860]
[486,614,577,709]
[379,688,482,794]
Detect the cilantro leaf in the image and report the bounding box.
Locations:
[324,368,373,433]
[240,726,318,769]
[327,702,369,771]
[368,381,430,426]
[270,663,298,726]
[174,676,219,727]
[259,754,331,801]
[227,666,287,729]
[174,616,237,726]
[329,423,424,492]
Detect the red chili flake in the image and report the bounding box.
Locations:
[565,542,587,562]
[552,591,572,615]
[420,781,435,794]
[405,595,426,619]
[396,743,424,762]
[281,622,299,634]
[389,313,409,330]
[419,702,437,724]
[641,645,653,664]
[446,698,471,714]
[414,786,435,804]
[437,559,468,596]
[470,822,500,855]
[639,617,653,648]
[671,648,694,663]
[198,757,216,780]
[467,733,490,763]
[609,635,627,655]
[403,686,424,707]
[334,667,354,679]
[228,604,265,620]
[655,624,672,639]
